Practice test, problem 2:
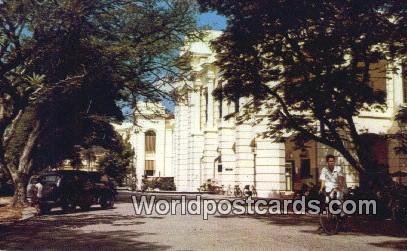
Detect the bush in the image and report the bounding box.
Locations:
[142,177,175,191]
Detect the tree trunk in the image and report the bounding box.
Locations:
[10,121,40,207]
[339,138,392,189]
[11,172,28,207]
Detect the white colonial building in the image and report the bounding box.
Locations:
[171,30,407,197]
[113,102,174,189]
[114,31,406,196]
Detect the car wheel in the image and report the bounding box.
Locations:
[100,195,114,209]
[79,203,91,211]
[38,203,51,215]
[62,199,76,213]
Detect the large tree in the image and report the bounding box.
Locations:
[1,0,198,205]
[198,0,406,177]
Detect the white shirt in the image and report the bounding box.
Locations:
[319,166,345,192]
[35,183,43,198]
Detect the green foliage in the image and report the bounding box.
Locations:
[1,0,198,177]
[98,133,134,185]
[198,0,406,172]
[392,107,407,155]
[143,177,176,191]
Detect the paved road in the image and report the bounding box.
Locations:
[0,201,406,250]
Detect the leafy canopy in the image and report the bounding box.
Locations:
[198,0,406,172]
[1,0,198,172]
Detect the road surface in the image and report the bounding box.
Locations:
[0,199,406,250]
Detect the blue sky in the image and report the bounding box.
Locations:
[197,11,227,30]
[125,12,227,116]
[161,12,226,112]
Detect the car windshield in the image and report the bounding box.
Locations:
[42,175,60,184]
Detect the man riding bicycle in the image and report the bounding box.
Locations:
[319,154,347,200]
[318,154,347,233]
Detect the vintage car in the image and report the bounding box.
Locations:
[27,170,116,214]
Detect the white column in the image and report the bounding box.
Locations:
[235,122,254,186]
[202,71,218,182]
[191,89,201,134]
[206,71,215,129]
[200,86,206,130]
[185,87,205,192]
[255,139,286,197]
[203,131,218,182]
[186,91,193,190]
[390,59,404,107]
[218,123,236,187]
[174,101,190,191]
[135,131,145,189]
[190,133,204,190]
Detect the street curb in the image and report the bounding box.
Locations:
[121,190,295,200]
[120,189,207,195]
[120,191,294,202]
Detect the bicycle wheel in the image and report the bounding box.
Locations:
[319,208,340,235]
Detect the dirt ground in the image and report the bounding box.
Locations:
[0,197,22,223]
[0,201,406,250]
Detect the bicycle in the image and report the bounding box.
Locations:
[234,185,243,197]
[319,189,345,235]
[226,185,233,196]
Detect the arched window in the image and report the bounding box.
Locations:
[299,148,311,178]
[145,130,156,153]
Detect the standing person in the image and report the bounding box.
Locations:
[27,176,38,206]
[34,179,44,215]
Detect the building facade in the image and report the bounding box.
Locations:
[172,31,407,197]
[113,102,174,189]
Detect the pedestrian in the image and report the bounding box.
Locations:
[34,179,44,215]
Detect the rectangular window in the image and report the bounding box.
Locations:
[145,134,156,153]
[286,160,296,177]
[369,60,387,93]
[145,170,154,176]
[300,159,311,178]
[145,160,155,170]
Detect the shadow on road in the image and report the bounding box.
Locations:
[215,213,407,238]
[0,204,170,250]
[368,240,407,249]
[43,205,112,216]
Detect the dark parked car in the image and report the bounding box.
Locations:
[27,170,116,214]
